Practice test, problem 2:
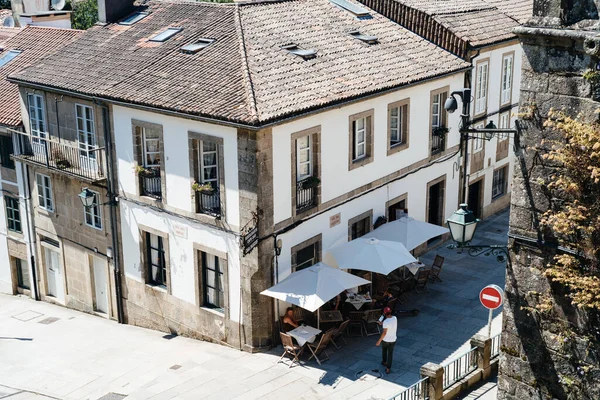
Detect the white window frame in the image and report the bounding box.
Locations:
[83,189,102,230]
[296,135,312,181]
[432,93,441,128]
[142,127,161,168]
[473,123,484,153]
[501,54,514,106]
[354,117,366,160]
[499,112,510,140]
[76,104,97,160]
[492,167,507,199]
[27,94,47,143]
[475,61,489,115]
[35,173,54,212]
[390,105,404,146]
[199,140,218,189]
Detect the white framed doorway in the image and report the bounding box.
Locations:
[44,247,64,303]
[92,256,109,314]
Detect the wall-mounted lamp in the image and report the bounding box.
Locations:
[78,188,96,209]
[107,247,113,259]
[275,238,283,256]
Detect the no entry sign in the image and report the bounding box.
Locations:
[480,284,504,310]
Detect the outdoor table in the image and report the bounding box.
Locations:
[288,325,322,347]
[319,310,343,324]
[345,294,373,310]
[403,261,426,279]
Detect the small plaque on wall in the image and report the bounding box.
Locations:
[173,224,188,239]
[329,213,341,228]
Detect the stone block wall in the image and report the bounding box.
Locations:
[499,24,600,400]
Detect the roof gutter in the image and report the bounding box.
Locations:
[8,65,472,130]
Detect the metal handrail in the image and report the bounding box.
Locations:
[387,377,429,400]
[442,347,478,389]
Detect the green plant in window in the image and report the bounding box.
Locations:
[192,181,214,193]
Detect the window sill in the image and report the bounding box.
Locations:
[348,156,373,171]
[146,283,168,293]
[387,142,409,156]
[200,306,225,318]
[492,192,507,202]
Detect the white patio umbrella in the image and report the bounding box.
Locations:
[323,237,417,275]
[365,215,449,251]
[260,261,370,313]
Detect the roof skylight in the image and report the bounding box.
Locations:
[330,0,372,19]
[0,50,22,68]
[149,27,183,43]
[119,12,148,26]
[282,44,317,60]
[349,30,378,44]
[181,38,215,54]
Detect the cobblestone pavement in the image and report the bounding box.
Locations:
[0,209,508,400]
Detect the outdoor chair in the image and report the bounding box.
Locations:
[375,280,390,299]
[386,298,398,313]
[348,311,366,337]
[278,332,304,368]
[415,268,431,293]
[307,329,334,365]
[428,255,444,283]
[330,319,350,349]
[363,309,382,336]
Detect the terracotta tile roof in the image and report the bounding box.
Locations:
[0,27,21,47]
[0,26,82,127]
[359,0,525,57]
[481,0,533,24]
[9,0,469,126]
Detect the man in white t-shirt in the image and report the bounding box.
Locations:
[375,306,397,373]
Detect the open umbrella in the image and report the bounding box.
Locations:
[365,215,449,251]
[260,262,370,312]
[323,237,416,275]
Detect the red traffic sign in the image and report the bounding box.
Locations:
[479,285,504,310]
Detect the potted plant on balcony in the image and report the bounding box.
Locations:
[192,181,215,195]
[301,176,320,189]
[432,126,449,136]
[134,164,155,177]
[51,147,71,169]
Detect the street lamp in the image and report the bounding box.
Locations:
[78,188,96,209]
[444,88,520,261]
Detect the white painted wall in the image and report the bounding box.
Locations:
[119,200,242,322]
[112,105,240,228]
[272,73,464,224]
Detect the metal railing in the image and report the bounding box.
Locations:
[387,377,429,400]
[195,189,221,217]
[491,333,501,358]
[431,128,446,155]
[442,347,478,389]
[11,129,105,182]
[139,168,162,199]
[296,176,318,212]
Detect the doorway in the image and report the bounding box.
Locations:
[427,179,445,226]
[44,247,64,303]
[92,257,108,314]
[468,179,483,219]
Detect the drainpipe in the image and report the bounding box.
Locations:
[21,161,39,300]
[96,100,124,324]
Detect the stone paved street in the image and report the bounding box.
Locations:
[0,209,508,400]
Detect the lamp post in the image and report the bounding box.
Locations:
[444,89,520,261]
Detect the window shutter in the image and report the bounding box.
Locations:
[441,93,448,126]
[352,120,356,159]
[191,139,200,181]
[366,116,372,156]
[401,105,408,142]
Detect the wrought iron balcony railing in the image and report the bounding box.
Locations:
[431,127,447,155]
[296,177,318,212]
[195,188,221,217]
[139,168,162,199]
[10,129,105,183]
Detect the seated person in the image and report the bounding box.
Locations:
[282,307,299,332]
[374,290,394,309]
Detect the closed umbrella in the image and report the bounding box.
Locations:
[260,262,370,312]
[324,237,416,275]
[365,215,449,251]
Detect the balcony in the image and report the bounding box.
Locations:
[431,126,447,155]
[296,176,318,212]
[10,129,105,183]
[195,189,221,217]
[139,168,162,199]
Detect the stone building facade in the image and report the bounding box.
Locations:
[500,1,600,398]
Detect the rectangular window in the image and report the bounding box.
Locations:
[143,128,161,168]
[351,216,371,240]
[475,61,489,115]
[84,190,102,230]
[389,103,408,147]
[27,94,47,143]
[16,258,30,290]
[353,117,367,160]
[492,166,508,199]
[473,123,484,153]
[501,54,514,105]
[0,50,22,67]
[149,27,182,42]
[296,135,312,181]
[295,242,317,271]
[202,251,224,310]
[5,196,21,233]
[0,135,15,169]
[146,232,167,288]
[499,112,510,140]
[388,199,407,222]
[432,93,442,128]
[76,104,97,161]
[35,173,53,212]
[200,141,218,189]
